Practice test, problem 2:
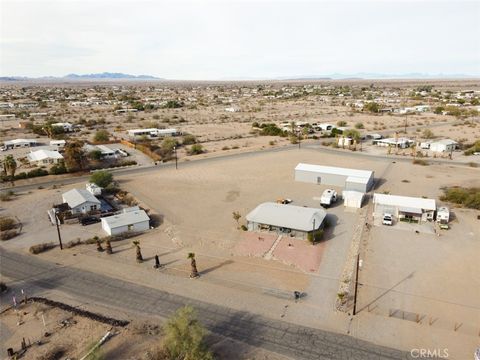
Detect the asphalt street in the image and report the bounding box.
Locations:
[0,249,412,360]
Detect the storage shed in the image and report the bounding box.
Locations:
[342,191,365,208]
[101,208,150,236]
[373,193,436,223]
[246,202,326,240]
[295,163,374,192]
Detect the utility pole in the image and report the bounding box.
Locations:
[352,254,360,315]
[54,211,63,250]
[404,114,408,134]
[173,146,178,169]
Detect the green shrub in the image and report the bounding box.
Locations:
[49,163,67,175]
[354,122,364,129]
[307,229,324,244]
[440,187,480,210]
[182,134,197,145]
[93,129,110,143]
[337,120,347,127]
[187,144,204,155]
[90,170,113,188]
[258,123,286,137]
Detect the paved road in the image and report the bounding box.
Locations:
[0,249,411,360]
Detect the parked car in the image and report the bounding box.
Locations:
[80,216,100,226]
[382,213,393,226]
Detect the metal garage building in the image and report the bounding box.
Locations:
[373,193,436,223]
[294,163,374,192]
[246,202,327,240]
[101,207,150,236]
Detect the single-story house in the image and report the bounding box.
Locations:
[246,202,327,240]
[52,122,74,132]
[84,144,116,158]
[127,128,179,139]
[27,149,63,165]
[50,139,66,148]
[295,163,374,193]
[429,139,458,153]
[318,123,334,131]
[62,188,101,214]
[374,137,414,149]
[101,208,150,236]
[373,193,436,223]
[3,138,37,150]
[342,191,365,208]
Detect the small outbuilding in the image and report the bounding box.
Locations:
[101,208,150,236]
[62,188,101,214]
[429,139,458,153]
[373,193,436,223]
[342,190,365,208]
[246,202,327,240]
[295,163,374,193]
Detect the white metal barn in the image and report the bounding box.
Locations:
[373,193,436,223]
[246,202,326,240]
[101,208,150,236]
[295,163,374,192]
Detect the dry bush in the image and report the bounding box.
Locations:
[36,346,66,360]
[29,242,56,254]
[0,217,16,231]
[1,230,18,241]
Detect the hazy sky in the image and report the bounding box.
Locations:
[1,0,479,79]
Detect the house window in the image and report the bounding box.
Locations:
[90,205,97,211]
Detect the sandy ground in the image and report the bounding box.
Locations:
[0,300,289,360]
[2,145,479,359]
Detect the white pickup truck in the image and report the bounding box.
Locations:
[382,213,393,226]
[320,189,337,208]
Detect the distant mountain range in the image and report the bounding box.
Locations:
[1,72,478,82]
[275,72,478,80]
[0,72,162,81]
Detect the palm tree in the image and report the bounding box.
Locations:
[188,252,199,278]
[105,239,113,254]
[95,237,104,252]
[232,211,241,228]
[133,240,143,263]
[2,155,17,186]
